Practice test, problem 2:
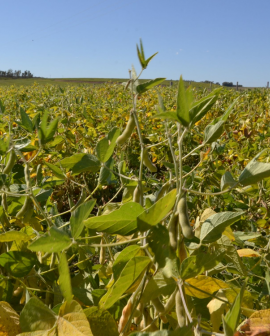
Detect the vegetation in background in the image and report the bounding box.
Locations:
[0,41,270,336]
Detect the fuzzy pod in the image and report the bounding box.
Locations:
[134,302,144,326]
[151,297,168,324]
[163,289,177,315]
[1,193,7,212]
[118,161,129,185]
[116,112,136,145]
[178,238,188,262]
[16,196,32,219]
[13,286,23,297]
[133,185,142,203]
[156,181,170,201]
[169,214,178,251]
[143,309,159,332]
[3,150,17,174]
[177,193,194,240]
[24,164,31,188]
[143,150,157,173]
[36,164,43,186]
[175,291,186,328]
[99,238,105,265]
[118,300,132,333]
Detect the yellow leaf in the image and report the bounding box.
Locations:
[237,249,261,258]
[207,291,228,332]
[223,226,235,241]
[185,275,228,298]
[0,301,21,336]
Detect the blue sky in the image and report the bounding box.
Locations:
[1,0,269,87]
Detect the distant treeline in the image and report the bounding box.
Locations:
[222,82,242,87]
[0,69,33,78]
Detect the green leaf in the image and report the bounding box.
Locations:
[113,245,141,281]
[214,236,247,276]
[96,127,120,163]
[200,212,243,244]
[137,189,177,231]
[84,306,119,336]
[38,111,59,144]
[60,153,100,175]
[84,202,144,236]
[180,251,225,280]
[28,227,71,253]
[152,111,180,123]
[220,172,237,191]
[239,150,270,186]
[136,78,166,94]
[189,95,218,126]
[218,97,239,122]
[0,251,37,277]
[70,200,96,239]
[0,231,31,242]
[0,138,9,155]
[99,256,151,310]
[141,272,176,303]
[58,253,72,302]
[44,162,66,179]
[20,107,33,133]
[176,76,193,127]
[222,283,246,336]
[20,297,57,332]
[98,156,115,186]
[203,120,225,144]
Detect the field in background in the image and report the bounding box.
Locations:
[0,77,244,90]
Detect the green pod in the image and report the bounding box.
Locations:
[143,150,157,173]
[133,185,142,203]
[156,181,170,201]
[118,161,128,185]
[151,297,168,324]
[1,193,7,212]
[24,164,31,188]
[36,164,43,186]
[116,112,135,145]
[177,194,194,240]
[163,289,177,315]
[16,196,32,219]
[99,238,105,265]
[175,291,185,328]
[3,150,17,174]
[169,214,178,251]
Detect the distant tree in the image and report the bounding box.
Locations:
[216,82,220,85]
[7,69,13,77]
[14,70,21,77]
[222,82,233,87]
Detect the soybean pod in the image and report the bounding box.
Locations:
[118,300,132,333]
[143,150,157,173]
[99,238,105,264]
[116,110,135,145]
[163,289,177,315]
[133,184,142,203]
[177,193,194,240]
[175,291,186,328]
[16,197,32,219]
[156,181,170,201]
[168,214,178,251]
[151,297,168,324]
[3,150,17,174]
